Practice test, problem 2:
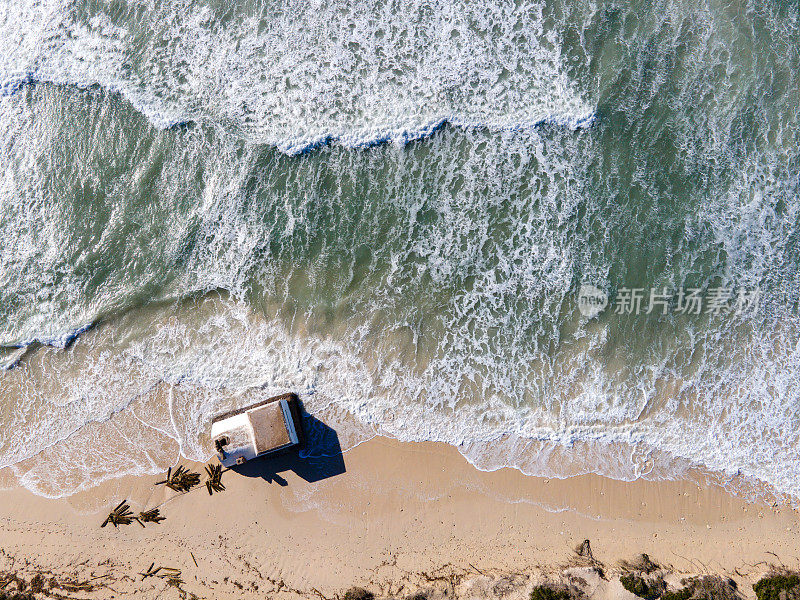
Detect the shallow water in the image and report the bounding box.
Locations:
[0,0,798,501]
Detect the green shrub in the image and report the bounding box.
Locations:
[657,576,739,600]
[28,575,44,594]
[343,587,375,600]
[661,588,693,600]
[754,574,800,600]
[620,574,665,600]
[0,592,36,600]
[687,576,738,600]
[530,585,573,600]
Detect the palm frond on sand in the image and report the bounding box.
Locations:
[137,508,166,526]
[205,463,226,495]
[156,465,200,493]
[101,500,136,528]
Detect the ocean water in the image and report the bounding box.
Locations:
[0,0,799,501]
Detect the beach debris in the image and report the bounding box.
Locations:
[165,572,185,587]
[156,465,201,493]
[205,463,226,495]
[59,579,98,593]
[140,563,182,583]
[161,567,183,587]
[567,539,604,576]
[137,508,166,526]
[139,563,161,580]
[575,539,594,561]
[101,500,136,528]
[0,570,112,596]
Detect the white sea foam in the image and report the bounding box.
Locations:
[0,0,596,153]
[0,288,798,503]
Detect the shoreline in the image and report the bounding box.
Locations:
[0,436,798,599]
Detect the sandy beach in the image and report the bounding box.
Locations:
[0,436,797,599]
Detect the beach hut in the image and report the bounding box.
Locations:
[211,393,303,467]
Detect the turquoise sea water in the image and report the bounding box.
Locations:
[0,0,798,500]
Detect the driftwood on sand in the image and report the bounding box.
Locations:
[139,563,184,588]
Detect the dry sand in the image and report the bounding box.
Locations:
[0,436,798,599]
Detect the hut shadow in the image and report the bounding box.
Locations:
[231,405,346,486]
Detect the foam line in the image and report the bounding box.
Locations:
[2,77,597,156]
